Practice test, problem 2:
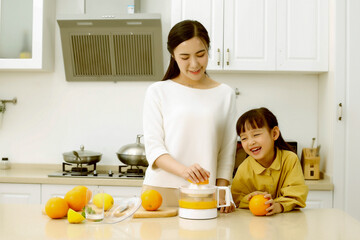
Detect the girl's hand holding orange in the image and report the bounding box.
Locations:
[263,198,283,216]
[181,163,210,184]
[248,192,283,216]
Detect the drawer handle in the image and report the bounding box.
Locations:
[226,48,230,65]
[217,48,221,66]
[337,103,343,121]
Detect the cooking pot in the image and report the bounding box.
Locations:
[116,134,148,167]
[63,145,102,164]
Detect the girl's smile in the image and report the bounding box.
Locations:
[250,146,262,154]
[240,124,280,168]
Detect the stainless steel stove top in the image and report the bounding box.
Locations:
[48,170,144,179]
[47,162,145,179]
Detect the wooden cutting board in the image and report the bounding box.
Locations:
[133,207,178,218]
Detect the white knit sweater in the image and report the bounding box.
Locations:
[142,80,237,188]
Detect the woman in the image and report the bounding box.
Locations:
[142,20,237,212]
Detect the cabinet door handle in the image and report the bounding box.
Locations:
[217,48,221,66]
[337,103,343,121]
[226,49,230,65]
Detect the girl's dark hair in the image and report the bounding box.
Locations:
[236,107,294,152]
[162,20,210,80]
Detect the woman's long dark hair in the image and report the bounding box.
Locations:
[162,20,210,81]
[236,107,294,152]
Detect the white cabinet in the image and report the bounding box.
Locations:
[0,0,55,71]
[41,184,79,204]
[276,0,328,71]
[0,183,41,204]
[321,0,360,221]
[101,186,142,202]
[306,190,333,209]
[171,0,328,72]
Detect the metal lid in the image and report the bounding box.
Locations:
[63,145,102,157]
[117,135,145,156]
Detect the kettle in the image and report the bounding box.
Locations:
[116,134,149,167]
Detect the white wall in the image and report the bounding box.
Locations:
[0,0,320,169]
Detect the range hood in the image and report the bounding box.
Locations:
[57,14,163,82]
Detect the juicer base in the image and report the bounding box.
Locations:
[178,208,217,220]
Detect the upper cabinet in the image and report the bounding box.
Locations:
[0,0,55,71]
[171,0,328,72]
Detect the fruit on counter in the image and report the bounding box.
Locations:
[187,179,209,185]
[73,185,92,204]
[65,185,91,211]
[67,208,85,224]
[45,197,69,219]
[141,189,162,211]
[93,193,114,211]
[249,194,270,216]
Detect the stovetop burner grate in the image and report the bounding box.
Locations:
[48,162,145,179]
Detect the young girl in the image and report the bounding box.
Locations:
[231,107,308,215]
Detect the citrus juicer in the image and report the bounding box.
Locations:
[178,182,231,219]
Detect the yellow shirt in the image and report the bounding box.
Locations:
[231,148,308,212]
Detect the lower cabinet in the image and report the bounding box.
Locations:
[41,184,142,204]
[0,183,41,204]
[41,184,79,204]
[1,183,332,209]
[101,186,142,203]
[305,190,333,209]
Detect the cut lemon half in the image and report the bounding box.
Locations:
[67,208,85,224]
[187,179,209,185]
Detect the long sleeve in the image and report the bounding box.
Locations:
[143,83,169,168]
[216,90,237,182]
[273,157,308,212]
[231,161,253,208]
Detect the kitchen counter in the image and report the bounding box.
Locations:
[0,203,359,240]
[0,164,143,187]
[0,164,333,190]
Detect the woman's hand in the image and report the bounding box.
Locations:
[217,178,235,213]
[181,163,210,183]
[219,201,236,213]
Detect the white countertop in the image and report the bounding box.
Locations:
[0,164,143,187]
[0,163,333,190]
[0,203,358,240]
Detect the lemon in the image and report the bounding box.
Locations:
[67,208,85,224]
[93,193,114,211]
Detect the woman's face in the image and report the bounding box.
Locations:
[173,37,208,82]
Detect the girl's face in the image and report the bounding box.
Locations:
[239,122,280,167]
[173,37,208,82]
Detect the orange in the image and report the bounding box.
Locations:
[141,190,162,211]
[65,189,86,211]
[187,179,209,185]
[72,185,92,204]
[45,197,69,219]
[249,194,270,216]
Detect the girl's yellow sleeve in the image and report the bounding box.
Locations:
[231,161,252,208]
[274,157,309,212]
